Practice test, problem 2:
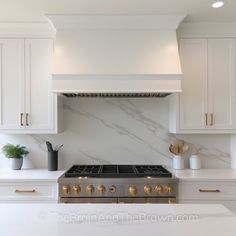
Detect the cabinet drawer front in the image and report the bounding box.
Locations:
[0,182,58,201]
[179,181,236,200]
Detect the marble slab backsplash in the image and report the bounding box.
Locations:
[0,97,231,169]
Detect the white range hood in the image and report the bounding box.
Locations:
[46,15,185,97]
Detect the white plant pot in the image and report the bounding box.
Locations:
[172,155,185,170]
[189,155,201,170]
[11,158,23,170]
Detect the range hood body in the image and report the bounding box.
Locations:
[47,15,185,95]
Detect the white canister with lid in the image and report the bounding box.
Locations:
[189,155,201,170]
[172,155,185,170]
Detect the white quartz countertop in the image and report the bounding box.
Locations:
[0,168,65,182]
[0,204,235,236]
[171,169,236,181]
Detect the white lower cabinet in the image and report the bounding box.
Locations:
[0,181,58,203]
[178,181,236,213]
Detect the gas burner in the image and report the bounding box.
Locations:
[65,165,101,177]
[134,165,172,177]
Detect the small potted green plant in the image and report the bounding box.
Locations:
[2,144,29,170]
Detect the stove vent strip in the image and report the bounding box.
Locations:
[62,93,171,98]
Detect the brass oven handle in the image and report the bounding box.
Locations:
[15,189,36,193]
[26,113,29,126]
[20,113,24,126]
[205,113,208,126]
[199,189,220,193]
[210,113,214,126]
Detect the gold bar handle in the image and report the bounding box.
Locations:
[20,113,24,126]
[15,189,36,193]
[26,113,29,126]
[205,113,208,126]
[210,113,214,126]
[199,189,220,193]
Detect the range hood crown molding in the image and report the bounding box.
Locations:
[46,14,186,31]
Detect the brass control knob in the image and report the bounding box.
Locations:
[86,185,95,195]
[73,185,81,195]
[109,185,116,193]
[62,185,70,195]
[166,185,174,194]
[129,186,138,196]
[155,185,164,194]
[144,185,152,195]
[97,185,106,195]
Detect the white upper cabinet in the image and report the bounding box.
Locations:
[179,39,208,130]
[0,39,25,130]
[25,39,54,131]
[170,38,236,133]
[207,39,236,129]
[0,38,61,134]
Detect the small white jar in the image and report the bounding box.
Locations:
[189,155,201,170]
[172,155,185,170]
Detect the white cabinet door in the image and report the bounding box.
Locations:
[0,39,25,130]
[179,39,208,129]
[208,39,236,129]
[25,39,55,131]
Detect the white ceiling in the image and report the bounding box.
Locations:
[0,0,236,23]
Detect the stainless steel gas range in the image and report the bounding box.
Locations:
[58,165,178,204]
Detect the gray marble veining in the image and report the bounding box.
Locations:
[0,98,231,169]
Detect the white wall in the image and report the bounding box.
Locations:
[0,97,230,169]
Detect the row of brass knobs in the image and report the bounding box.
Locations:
[62,184,173,196]
[129,185,173,196]
[63,185,109,195]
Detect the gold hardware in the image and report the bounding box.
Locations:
[199,189,220,193]
[109,185,116,193]
[205,113,208,126]
[62,185,70,195]
[26,113,29,126]
[20,113,24,126]
[15,189,35,193]
[129,186,138,196]
[86,185,94,195]
[97,185,106,194]
[72,185,81,195]
[210,113,214,126]
[168,198,176,204]
[144,185,152,195]
[155,185,164,194]
[166,185,173,194]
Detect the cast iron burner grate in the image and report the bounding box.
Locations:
[64,165,172,178]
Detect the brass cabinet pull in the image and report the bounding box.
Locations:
[15,189,36,193]
[210,113,214,126]
[20,113,24,126]
[205,113,208,126]
[199,189,220,193]
[26,113,29,126]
